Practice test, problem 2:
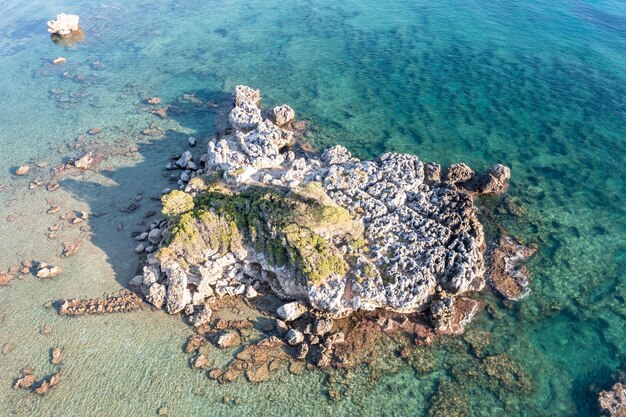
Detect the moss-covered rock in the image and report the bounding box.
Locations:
[162,182,359,285]
[161,190,194,217]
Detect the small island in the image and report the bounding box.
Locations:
[58,86,532,384]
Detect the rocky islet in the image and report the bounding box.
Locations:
[118,86,534,378]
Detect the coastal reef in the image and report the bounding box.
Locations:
[124,85,529,372]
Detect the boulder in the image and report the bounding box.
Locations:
[271,105,295,126]
[216,331,241,349]
[229,101,262,131]
[47,14,80,36]
[146,283,166,309]
[276,302,307,322]
[233,85,261,106]
[445,163,474,184]
[479,164,511,195]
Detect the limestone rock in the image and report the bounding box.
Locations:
[277,302,307,322]
[233,85,261,107]
[47,14,80,36]
[216,331,241,349]
[599,383,626,417]
[479,164,511,195]
[445,163,474,184]
[271,104,295,126]
[229,101,262,131]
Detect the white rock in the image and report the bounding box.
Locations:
[277,301,307,322]
[47,14,80,36]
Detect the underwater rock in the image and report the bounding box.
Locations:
[489,236,536,300]
[47,14,80,36]
[74,152,94,170]
[58,291,142,315]
[15,165,30,176]
[50,347,64,365]
[599,383,626,417]
[35,263,62,278]
[215,331,241,349]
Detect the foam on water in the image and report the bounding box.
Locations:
[0,0,624,416]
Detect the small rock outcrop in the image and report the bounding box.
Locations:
[599,383,626,417]
[47,14,80,36]
[58,291,143,316]
[489,236,536,300]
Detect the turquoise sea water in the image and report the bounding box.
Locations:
[0,0,624,416]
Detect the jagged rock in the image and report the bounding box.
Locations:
[429,297,480,335]
[599,383,626,417]
[176,151,193,169]
[271,105,295,126]
[490,236,536,300]
[165,266,191,314]
[445,163,474,184]
[296,342,309,359]
[188,305,212,327]
[47,14,79,36]
[34,372,61,395]
[321,145,352,165]
[50,347,63,365]
[216,331,241,349]
[285,328,304,346]
[229,101,262,131]
[184,335,205,353]
[233,85,261,106]
[479,164,511,195]
[277,302,307,322]
[146,283,166,309]
[74,152,94,170]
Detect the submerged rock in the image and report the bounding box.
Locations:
[489,236,536,300]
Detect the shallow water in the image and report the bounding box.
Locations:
[0,0,624,416]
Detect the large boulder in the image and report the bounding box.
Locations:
[277,302,307,322]
[47,14,80,36]
[229,101,263,131]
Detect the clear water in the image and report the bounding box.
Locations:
[0,0,624,415]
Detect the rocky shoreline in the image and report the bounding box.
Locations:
[116,86,535,377]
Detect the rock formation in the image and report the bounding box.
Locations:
[47,14,80,36]
[599,383,626,417]
[135,86,516,338]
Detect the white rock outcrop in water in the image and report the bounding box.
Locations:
[47,14,80,36]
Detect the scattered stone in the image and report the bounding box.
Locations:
[40,324,53,335]
[191,353,211,369]
[15,166,30,176]
[47,205,60,214]
[62,240,82,257]
[58,291,143,316]
[13,372,37,390]
[313,318,333,336]
[53,57,66,65]
[46,182,60,191]
[34,372,61,395]
[36,263,63,278]
[157,406,169,416]
[87,127,102,135]
[147,97,161,105]
[216,331,241,349]
[50,347,64,365]
[479,164,511,195]
[188,137,197,147]
[151,107,169,119]
[285,328,304,346]
[184,335,205,353]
